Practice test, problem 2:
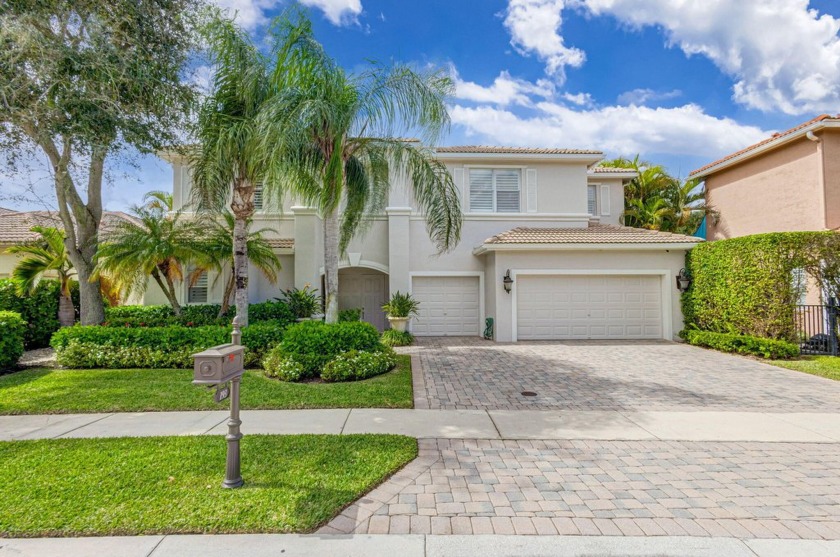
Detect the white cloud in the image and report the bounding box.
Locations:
[616,88,682,106]
[212,0,362,30]
[503,0,585,81]
[562,91,593,106]
[450,101,769,159]
[299,0,362,25]
[453,70,555,107]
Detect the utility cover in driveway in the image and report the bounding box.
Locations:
[516,274,662,339]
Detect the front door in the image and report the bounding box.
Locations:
[338,271,388,331]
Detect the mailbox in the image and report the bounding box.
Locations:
[193,343,246,385]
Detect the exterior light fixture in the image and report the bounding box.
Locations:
[676,268,691,292]
[503,269,514,293]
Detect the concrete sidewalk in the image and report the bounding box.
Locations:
[2,534,839,557]
[2,409,840,442]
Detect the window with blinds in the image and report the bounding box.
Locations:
[253,184,264,210]
[188,271,209,304]
[587,184,598,215]
[469,169,521,212]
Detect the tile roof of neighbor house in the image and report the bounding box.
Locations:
[689,114,840,178]
[0,208,18,215]
[265,238,294,249]
[588,166,637,174]
[436,146,603,155]
[0,210,136,245]
[483,223,703,245]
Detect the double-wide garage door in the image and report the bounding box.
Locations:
[516,274,663,340]
[411,276,480,336]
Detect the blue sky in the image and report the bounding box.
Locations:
[3,0,840,211]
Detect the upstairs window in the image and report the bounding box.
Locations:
[587,184,598,215]
[188,270,209,304]
[469,169,521,213]
[253,184,264,210]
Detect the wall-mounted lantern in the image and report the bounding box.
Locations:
[676,268,692,292]
[503,269,514,294]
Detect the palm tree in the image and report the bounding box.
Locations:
[94,192,212,315]
[5,226,76,326]
[621,197,673,230]
[660,178,717,235]
[259,12,461,323]
[189,17,273,327]
[199,211,282,317]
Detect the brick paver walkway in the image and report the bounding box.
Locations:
[406,338,840,411]
[322,439,840,539]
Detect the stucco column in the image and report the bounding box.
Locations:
[386,207,411,295]
[291,206,320,290]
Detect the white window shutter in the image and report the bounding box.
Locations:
[453,167,464,193]
[600,185,611,216]
[526,169,538,213]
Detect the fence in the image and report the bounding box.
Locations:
[795,301,839,355]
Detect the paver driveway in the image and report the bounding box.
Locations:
[408,337,840,412]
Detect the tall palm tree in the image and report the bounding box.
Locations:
[621,197,673,231]
[199,211,282,317]
[660,178,718,235]
[259,12,461,323]
[189,17,273,327]
[5,226,76,326]
[94,192,211,315]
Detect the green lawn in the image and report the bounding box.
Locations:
[770,355,840,381]
[0,434,415,537]
[0,355,412,414]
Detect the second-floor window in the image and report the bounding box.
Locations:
[587,184,598,215]
[469,169,521,213]
[253,184,264,211]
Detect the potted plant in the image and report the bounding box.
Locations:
[382,291,420,332]
[278,285,322,321]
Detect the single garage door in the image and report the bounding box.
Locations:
[411,276,480,336]
[516,274,662,340]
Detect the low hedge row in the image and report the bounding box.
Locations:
[52,320,288,369]
[680,329,800,359]
[0,279,78,348]
[103,301,294,328]
[0,311,26,370]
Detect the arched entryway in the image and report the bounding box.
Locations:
[336,267,390,331]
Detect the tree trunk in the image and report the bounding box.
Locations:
[58,291,75,327]
[152,269,181,316]
[218,272,235,319]
[323,208,340,323]
[72,262,105,325]
[231,180,255,327]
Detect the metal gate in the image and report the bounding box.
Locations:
[795,300,839,355]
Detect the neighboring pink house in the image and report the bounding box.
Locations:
[689,114,840,240]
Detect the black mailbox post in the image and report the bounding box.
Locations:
[193,317,245,488]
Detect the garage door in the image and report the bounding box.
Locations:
[516,275,662,340]
[411,276,480,336]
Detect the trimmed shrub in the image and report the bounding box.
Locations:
[0,311,26,370]
[262,352,306,382]
[0,278,78,348]
[381,329,414,347]
[52,320,288,369]
[321,348,397,382]
[271,321,382,378]
[338,308,362,322]
[103,301,294,328]
[680,329,799,359]
[682,232,835,341]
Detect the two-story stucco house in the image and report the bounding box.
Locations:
[690,114,840,241]
[154,145,701,342]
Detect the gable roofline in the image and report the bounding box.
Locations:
[689,114,840,179]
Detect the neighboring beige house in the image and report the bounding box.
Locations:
[151,145,701,341]
[690,114,840,240]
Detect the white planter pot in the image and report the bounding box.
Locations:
[388,316,410,332]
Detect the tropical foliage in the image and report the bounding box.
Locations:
[600,156,715,235]
[382,291,420,318]
[258,11,461,323]
[0,311,26,370]
[5,226,76,326]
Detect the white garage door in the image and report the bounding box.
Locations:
[516,275,663,340]
[411,276,480,336]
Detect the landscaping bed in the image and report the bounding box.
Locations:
[0,355,413,414]
[0,434,416,537]
[770,356,840,381]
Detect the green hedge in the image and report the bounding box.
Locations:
[52,320,288,369]
[0,279,78,349]
[265,321,383,379]
[683,232,834,341]
[680,330,800,359]
[321,349,397,382]
[103,301,294,328]
[0,311,26,370]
